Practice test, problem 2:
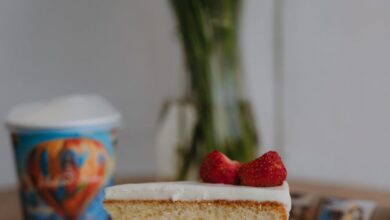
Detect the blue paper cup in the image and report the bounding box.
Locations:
[7,95,120,220]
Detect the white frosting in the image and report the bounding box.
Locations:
[105,181,291,213]
[6,95,121,130]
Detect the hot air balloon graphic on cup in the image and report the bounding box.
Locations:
[26,138,112,220]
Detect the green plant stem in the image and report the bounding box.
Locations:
[170,0,259,180]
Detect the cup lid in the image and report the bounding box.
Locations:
[6,95,121,130]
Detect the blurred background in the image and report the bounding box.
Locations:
[0,0,389,196]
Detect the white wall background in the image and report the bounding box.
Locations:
[283,0,390,191]
[0,0,275,187]
[1,0,389,191]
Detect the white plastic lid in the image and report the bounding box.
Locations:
[6,95,121,130]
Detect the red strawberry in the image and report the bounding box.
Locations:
[199,150,241,185]
[239,151,287,187]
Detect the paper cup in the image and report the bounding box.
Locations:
[7,95,121,220]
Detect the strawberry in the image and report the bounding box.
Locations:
[239,151,287,187]
[199,150,241,185]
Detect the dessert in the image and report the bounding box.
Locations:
[104,151,291,219]
[104,181,290,219]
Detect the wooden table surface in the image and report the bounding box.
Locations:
[1,178,390,219]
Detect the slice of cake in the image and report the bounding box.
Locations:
[104,150,290,219]
[104,181,291,220]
